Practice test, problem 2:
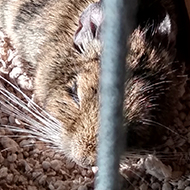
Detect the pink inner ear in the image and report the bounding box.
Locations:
[90,21,97,38]
[75,20,83,36]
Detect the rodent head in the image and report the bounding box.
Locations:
[57,47,100,167]
[34,40,101,168]
[35,28,182,168]
[33,1,184,168]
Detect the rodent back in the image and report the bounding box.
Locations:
[0,0,96,67]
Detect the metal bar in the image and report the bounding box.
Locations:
[95,0,137,190]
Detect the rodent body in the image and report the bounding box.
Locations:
[0,0,189,167]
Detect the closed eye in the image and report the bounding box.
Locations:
[66,81,80,106]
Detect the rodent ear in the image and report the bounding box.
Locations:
[137,1,177,49]
[151,13,176,49]
[74,2,103,52]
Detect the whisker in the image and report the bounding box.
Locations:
[141,80,172,92]
[142,118,187,140]
[0,75,67,154]
[120,159,152,188]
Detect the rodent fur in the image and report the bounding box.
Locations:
[0,0,189,167]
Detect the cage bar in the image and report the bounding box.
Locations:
[95,0,137,190]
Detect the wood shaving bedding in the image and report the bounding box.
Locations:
[1,30,190,190]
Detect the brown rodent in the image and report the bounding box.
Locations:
[0,0,189,168]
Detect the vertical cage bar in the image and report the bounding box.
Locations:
[95,0,137,190]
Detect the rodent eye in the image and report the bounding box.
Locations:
[66,80,80,106]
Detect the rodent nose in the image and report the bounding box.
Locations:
[80,157,96,168]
